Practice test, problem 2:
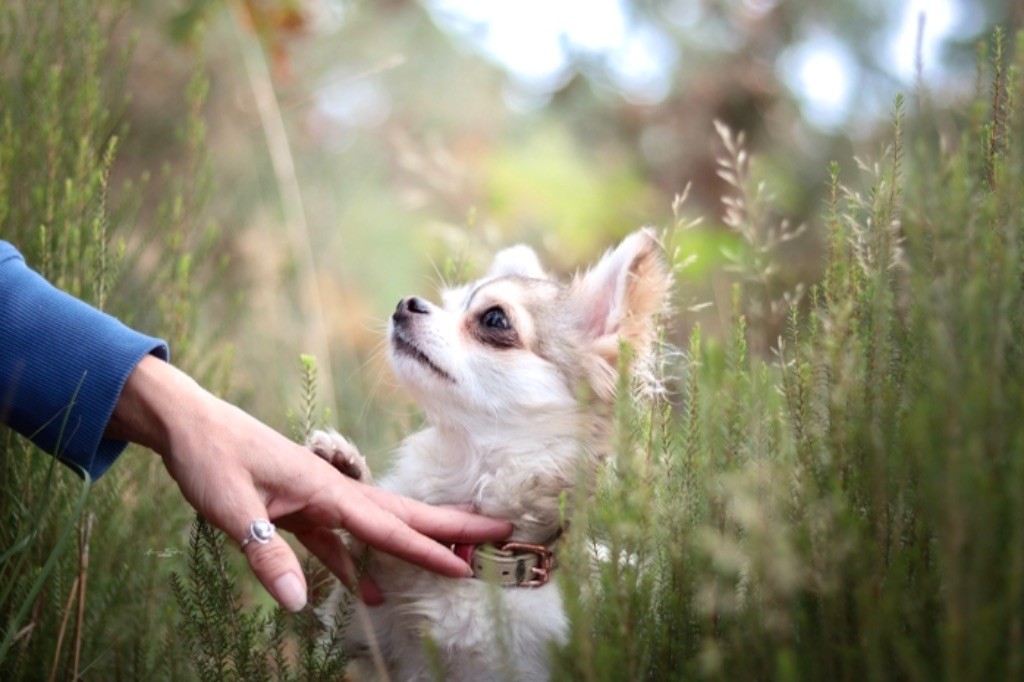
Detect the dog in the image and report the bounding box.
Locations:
[309,228,670,681]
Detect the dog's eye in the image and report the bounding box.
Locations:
[480,306,511,330]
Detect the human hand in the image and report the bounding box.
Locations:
[106,355,512,611]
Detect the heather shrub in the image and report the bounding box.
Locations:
[3,3,1022,680]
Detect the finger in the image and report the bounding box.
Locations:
[362,487,513,543]
[344,503,471,573]
[295,527,384,606]
[237,514,307,612]
[357,575,383,606]
[331,488,481,578]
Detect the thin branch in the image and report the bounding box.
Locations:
[227,0,338,414]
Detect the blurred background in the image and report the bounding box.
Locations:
[112,0,1014,460]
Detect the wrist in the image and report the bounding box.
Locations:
[105,354,206,457]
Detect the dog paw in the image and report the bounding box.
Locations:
[307,429,371,483]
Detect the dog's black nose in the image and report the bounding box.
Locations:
[393,296,430,323]
[405,297,430,314]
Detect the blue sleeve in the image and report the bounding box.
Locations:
[0,240,169,480]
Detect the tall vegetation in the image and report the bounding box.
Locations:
[554,28,1024,682]
[0,2,218,679]
[2,1,1023,679]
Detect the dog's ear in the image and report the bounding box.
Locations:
[572,228,671,369]
[486,244,547,280]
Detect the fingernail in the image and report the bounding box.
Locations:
[358,576,384,606]
[273,572,307,612]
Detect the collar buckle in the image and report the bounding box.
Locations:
[450,537,560,587]
[493,540,555,587]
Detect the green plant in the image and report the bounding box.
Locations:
[4,3,1022,680]
[553,28,1024,682]
[170,515,351,682]
[0,1,222,679]
[169,30,1024,681]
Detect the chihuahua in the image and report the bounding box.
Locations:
[309,228,671,681]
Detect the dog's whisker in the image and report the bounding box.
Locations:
[426,256,450,294]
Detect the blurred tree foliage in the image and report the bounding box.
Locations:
[111,0,1013,449]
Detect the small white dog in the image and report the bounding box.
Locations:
[310,228,670,681]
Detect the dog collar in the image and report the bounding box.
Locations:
[450,539,558,587]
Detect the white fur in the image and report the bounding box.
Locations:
[315,229,669,681]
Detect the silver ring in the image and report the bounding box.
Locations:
[240,519,276,549]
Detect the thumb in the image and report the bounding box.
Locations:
[237,514,307,612]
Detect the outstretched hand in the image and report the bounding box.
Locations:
[106,355,511,611]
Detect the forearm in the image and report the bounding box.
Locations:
[0,241,168,479]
